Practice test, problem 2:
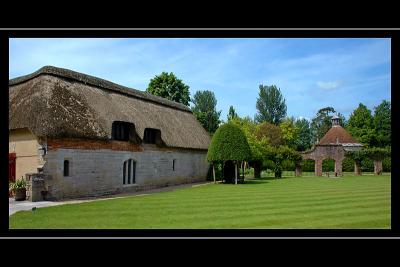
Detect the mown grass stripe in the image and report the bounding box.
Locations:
[9,174,391,229]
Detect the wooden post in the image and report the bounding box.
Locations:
[212,163,216,184]
[242,161,244,181]
[235,161,238,185]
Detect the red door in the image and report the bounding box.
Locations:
[9,153,16,183]
[9,153,16,197]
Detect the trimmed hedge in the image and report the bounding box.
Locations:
[207,123,252,162]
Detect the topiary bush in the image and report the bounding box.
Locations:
[207,123,252,162]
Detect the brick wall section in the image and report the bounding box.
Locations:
[47,138,143,152]
[302,145,346,176]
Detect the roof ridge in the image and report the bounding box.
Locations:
[9,66,192,113]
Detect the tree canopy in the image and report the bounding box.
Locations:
[373,100,391,147]
[255,122,283,147]
[293,118,312,151]
[227,105,239,121]
[229,116,267,162]
[347,103,376,147]
[206,123,252,162]
[279,117,299,149]
[255,85,287,125]
[146,72,190,106]
[191,90,221,134]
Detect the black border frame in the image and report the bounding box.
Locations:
[2,28,399,238]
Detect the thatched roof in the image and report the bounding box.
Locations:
[9,66,210,150]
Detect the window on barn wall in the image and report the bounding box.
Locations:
[173,159,176,171]
[123,159,136,185]
[112,121,132,141]
[64,160,70,177]
[143,128,161,144]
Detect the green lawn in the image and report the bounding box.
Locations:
[9,173,391,229]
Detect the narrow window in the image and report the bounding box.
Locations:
[127,159,131,184]
[63,160,70,177]
[172,159,176,171]
[123,161,127,184]
[132,161,136,183]
[123,159,136,185]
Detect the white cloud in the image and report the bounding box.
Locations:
[316,80,343,90]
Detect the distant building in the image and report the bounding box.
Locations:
[301,115,363,176]
[9,66,210,200]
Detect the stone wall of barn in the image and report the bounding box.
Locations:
[41,142,209,200]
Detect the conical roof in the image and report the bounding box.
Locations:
[318,125,361,146]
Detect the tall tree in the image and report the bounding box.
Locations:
[347,103,376,147]
[227,105,238,121]
[255,85,287,125]
[294,118,312,151]
[146,72,190,106]
[373,100,391,147]
[191,90,221,134]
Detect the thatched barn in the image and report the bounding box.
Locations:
[9,66,211,201]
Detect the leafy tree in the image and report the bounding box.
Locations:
[227,105,239,121]
[191,90,221,134]
[345,149,367,164]
[255,122,283,147]
[229,116,267,178]
[279,117,299,149]
[338,112,347,128]
[146,72,190,106]
[373,100,391,147]
[264,145,300,178]
[363,147,390,161]
[347,103,376,147]
[294,118,312,151]
[255,85,287,125]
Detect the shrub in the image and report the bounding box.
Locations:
[9,177,27,192]
[207,123,252,162]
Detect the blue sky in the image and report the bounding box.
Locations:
[9,38,391,121]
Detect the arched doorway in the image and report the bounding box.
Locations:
[322,158,335,177]
[301,159,315,177]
